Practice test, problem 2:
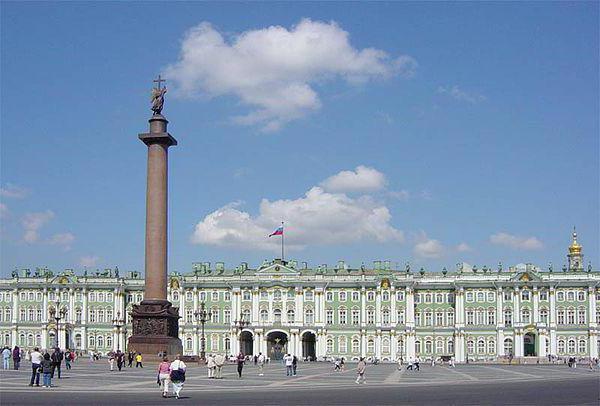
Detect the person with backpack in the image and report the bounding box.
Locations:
[41,353,54,388]
[51,348,63,379]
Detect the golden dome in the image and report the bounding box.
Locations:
[569,229,582,254]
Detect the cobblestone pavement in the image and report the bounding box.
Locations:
[1,361,598,405]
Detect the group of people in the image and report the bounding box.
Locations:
[25,347,72,388]
[205,353,226,378]
[2,346,22,370]
[156,355,187,399]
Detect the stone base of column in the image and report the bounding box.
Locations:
[128,299,182,360]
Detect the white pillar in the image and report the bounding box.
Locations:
[497,287,504,328]
[455,332,465,362]
[252,288,259,324]
[590,332,598,358]
[406,288,415,328]
[533,288,539,323]
[513,287,520,324]
[514,330,523,357]
[406,332,416,358]
[375,289,381,325]
[360,288,366,327]
[588,287,596,327]
[391,287,397,324]
[455,288,464,326]
[538,332,547,357]
[12,288,18,324]
[550,329,557,355]
[549,287,557,326]
[497,329,505,356]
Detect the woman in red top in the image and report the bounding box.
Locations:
[157,356,171,398]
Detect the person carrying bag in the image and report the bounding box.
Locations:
[169,355,187,399]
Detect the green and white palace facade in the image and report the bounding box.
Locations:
[1,231,598,363]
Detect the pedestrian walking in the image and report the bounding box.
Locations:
[397,357,403,370]
[169,355,187,399]
[449,357,455,368]
[65,350,72,370]
[236,352,245,378]
[135,352,143,368]
[355,357,366,384]
[214,353,225,379]
[157,356,171,398]
[116,350,125,371]
[206,354,215,378]
[127,351,134,367]
[108,352,115,371]
[13,346,21,370]
[407,357,413,371]
[257,352,265,376]
[50,348,63,379]
[41,353,54,388]
[333,358,341,371]
[284,353,293,376]
[2,346,11,369]
[29,347,43,387]
[415,356,421,371]
[292,355,298,376]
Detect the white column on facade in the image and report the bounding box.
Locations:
[391,287,397,324]
[533,287,539,323]
[375,332,381,359]
[268,292,274,323]
[252,287,259,324]
[80,326,87,351]
[588,287,596,327]
[406,288,415,328]
[406,332,416,359]
[455,288,464,326]
[496,287,504,327]
[43,288,49,323]
[41,328,48,351]
[361,331,366,357]
[538,331,547,357]
[319,291,326,325]
[179,289,185,326]
[295,287,303,325]
[514,330,523,357]
[549,287,556,326]
[497,329,505,356]
[455,332,464,362]
[69,288,75,323]
[12,288,18,324]
[375,289,381,325]
[231,291,238,323]
[589,332,598,358]
[549,329,557,355]
[391,331,397,360]
[513,287,520,324]
[360,288,366,327]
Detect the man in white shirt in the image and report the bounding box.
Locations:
[29,347,43,386]
[284,353,294,376]
[170,355,187,399]
[2,347,10,369]
[214,353,225,379]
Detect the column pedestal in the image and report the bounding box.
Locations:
[128,299,182,358]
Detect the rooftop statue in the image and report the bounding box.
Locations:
[150,74,167,115]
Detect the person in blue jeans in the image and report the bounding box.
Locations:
[29,347,43,386]
[41,353,54,388]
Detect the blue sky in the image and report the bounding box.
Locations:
[1,2,598,276]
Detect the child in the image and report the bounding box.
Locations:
[41,353,54,388]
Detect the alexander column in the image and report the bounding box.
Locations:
[128,75,182,357]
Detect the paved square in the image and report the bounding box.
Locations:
[1,360,598,405]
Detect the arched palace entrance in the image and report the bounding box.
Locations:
[240,331,253,356]
[301,331,316,361]
[266,331,288,360]
[524,332,536,356]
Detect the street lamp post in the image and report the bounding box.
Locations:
[112,311,125,351]
[194,302,212,360]
[49,300,66,349]
[233,312,250,354]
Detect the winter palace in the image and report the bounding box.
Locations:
[0,231,598,363]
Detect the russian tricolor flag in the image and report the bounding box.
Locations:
[269,225,283,237]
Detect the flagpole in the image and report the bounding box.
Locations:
[281,221,284,262]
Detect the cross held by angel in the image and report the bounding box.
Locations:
[151,74,167,115]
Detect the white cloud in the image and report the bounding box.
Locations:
[22,210,54,243]
[389,190,410,201]
[490,232,543,250]
[0,183,29,199]
[165,19,417,132]
[414,233,446,259]
[437,85,486,104]
[48,232,75,251]
[456,242,472,252]
[191,186,403,251]
[320,166,387,193]
[79,255,99,267]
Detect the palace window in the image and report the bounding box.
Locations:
[20,292,26,301]
[339,308,347,325]
[260,309,268,323]
[107,293,113,302]
[211,291,219,302]
[504,309,512,326]
[382,291,389,301]
[242,308,251,321]
[185,337,192,351]
[448,340,454,354]
[447,311,454,326]
[467,340,474,355]
[225,338,231,353]
[28,292,34,301]
[540,308,548,324]
[305,309,314,324]
[521,290,530,301]
[224,291,231,301]
[326,292,333,302]
[339,291,347,302]
[287,309,295,323]
[352,309,360,325]
[287,289,295,299]
[326,309,333,325]
[352,338,360,353]
[557,291,564,301]
[488,340,496,354]
[558,339,565,354]
[199,292,206,301]
[260,290,268,300]
[89,309,96,323]
[448,293,455,303]
[540,290,548,301]
[339,337,347,353]
[211,335,219,351]
[596,308,600,324]
[466,310,474,325]
[578,291,585,301]
[466,292,474,302]
[106,308,112,321]
[415,311,422,326]
[557,309,565,325]
[414,294,421,304]
[415,340,421,354]
[578,339,586,353]
[567,291,575,302]
[28,308,34,321]
[98,309,105,323]
[185,308,193,323]
[367,291,375,301]
[75,308,82,323]
[577,308,586,324]
[487,292,495,302]
[352,291,360,301]
[186,291,193,301]
[89,292,95,302]
[381,338,390,354]
[37,309,42,322]
[98,336,105,348]
[521,308,531,324]
[424,311,433,326]
[396,291,404,301]
[436,293,443,304]
[568,339,576,354]
[273,309,281,323]
[477,339,485,354]
[397,338,404,355]
[435,339,444,354]
[305,290,314,301]
[596,291,600,301]
[488,309,495,325]
[224,309,231,324]
[397,309,405,325]
[435,312,444,326]
[327,338,334,354]
[477,292,484,302]
[425,293,432,303]
[382,309,390,325]
[367,339,375,354]
[243,290,251,301]
[98,293,105,302]
[503,290,512,301]
[425,340,432,354]
[476,309,485,325]
[367,309,375,324]
[567,309,575,324]
[19,308,26,321]
[89,335,96,348]
[504,338,513,356]
[273,290,282,301]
